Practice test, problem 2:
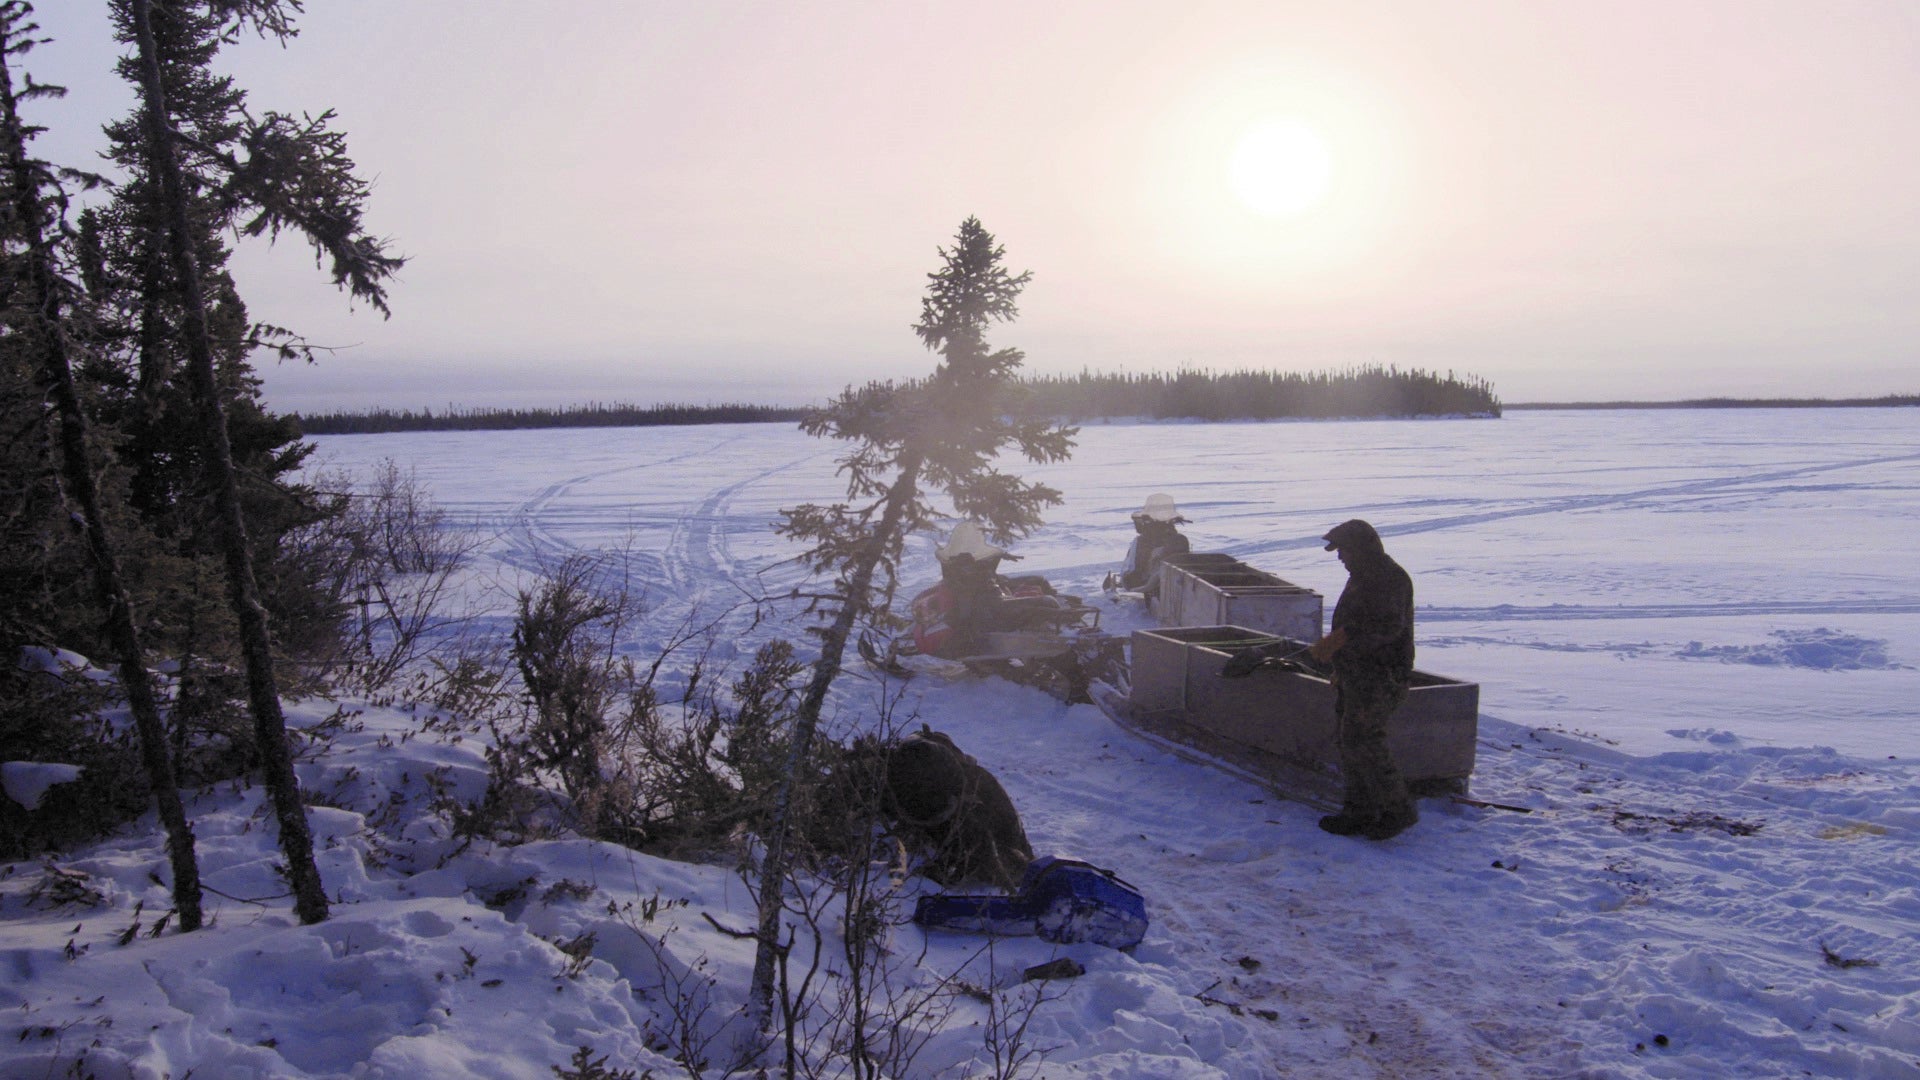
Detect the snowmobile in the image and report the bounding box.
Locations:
[1102,493,1192,602]
[859,523,1125,703]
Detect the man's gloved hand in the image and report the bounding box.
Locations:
[1221,650,1268,678]
[1308,626,1348,664]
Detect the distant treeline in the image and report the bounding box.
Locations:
[297,401,807,434]
[1015,366,1500,421]
[296,365,1501,434]
[1508,395,1918,410]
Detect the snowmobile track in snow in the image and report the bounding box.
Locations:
[1223,448,1920,562]
[1417,598,1920,622]
[498,436,745,580]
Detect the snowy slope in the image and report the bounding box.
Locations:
[5,409,1917,1078]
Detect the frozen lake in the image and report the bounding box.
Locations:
[309,406,1920,760]
[11,406,1915,1080]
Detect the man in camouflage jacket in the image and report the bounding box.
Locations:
[1309,519,1419,840]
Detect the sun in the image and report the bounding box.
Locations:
[1227,118,1334,218]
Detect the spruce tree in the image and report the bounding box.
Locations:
[117,0,401,924]
[0,0,203,928]
[747,217,1074,1035]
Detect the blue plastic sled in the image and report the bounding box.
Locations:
[912,856,1148,950]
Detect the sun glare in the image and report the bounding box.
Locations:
[1135,68,1403,290]
[1227,119,1334,218]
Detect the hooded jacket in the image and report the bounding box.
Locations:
[1330,548,1415,691]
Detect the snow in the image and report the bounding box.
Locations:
[4,408,1918,1078]
[17,644,112,682]
[2,762,86,811]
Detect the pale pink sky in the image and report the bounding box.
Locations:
[27,1,1920,411]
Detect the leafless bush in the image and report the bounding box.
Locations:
[395,547,1056,1075]
[25,861,108,910]
[600,891,752,1079]
[414,636,517,731]
[513,556,629,804]
[971,944,1060,1080]
[730,703,1015,1079]
[553,1045,648,1080]
[611,638,810,859]
[422,562,1058,1077]
[290,459,480,693]
[436,738,560,850]
[779,858,963,1080]
[466,555,790,853]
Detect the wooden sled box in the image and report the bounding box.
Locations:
[1128,625,1479,796]
[1152,556,1322,642]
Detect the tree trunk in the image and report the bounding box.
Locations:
[748,451,923,1042]
[0,35,204,932]
[127,0,328,925]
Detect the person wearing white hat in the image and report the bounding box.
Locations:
[1118,494,1190,593]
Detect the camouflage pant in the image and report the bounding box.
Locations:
[1334,679,1414,819]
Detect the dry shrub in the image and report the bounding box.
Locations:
[442,555,820,859]
[287,459,479,694]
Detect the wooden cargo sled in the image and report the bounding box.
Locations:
[1104,625,1481,807]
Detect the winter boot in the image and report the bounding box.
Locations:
[1317,810,1374,836]
[1360,806,1418,841]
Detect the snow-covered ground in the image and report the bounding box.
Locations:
[5,408,1918,1078]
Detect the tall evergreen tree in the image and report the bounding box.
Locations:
[117,0,401,924]
[87,0,256,528]
[747,217,1074,1036]
[0,0,203,926]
